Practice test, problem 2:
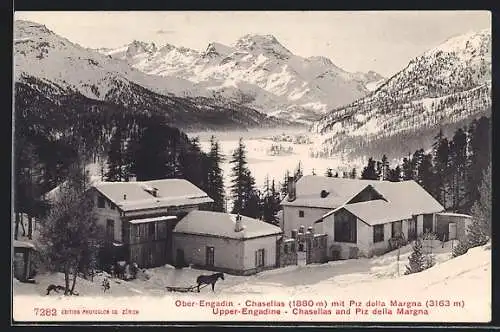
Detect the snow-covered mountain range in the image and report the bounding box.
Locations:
[13,20,290,130]
[98,35,385,122]
[310,29,492,158]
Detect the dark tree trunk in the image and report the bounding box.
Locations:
[28,215,33,240]
[20,214,26,236]
[14,213,20,240]
[64,263,70,295]
[70,266,78,295]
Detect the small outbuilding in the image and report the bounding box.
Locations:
[173,210,282,275]
[435,212,473,242]
[13,240,37,282]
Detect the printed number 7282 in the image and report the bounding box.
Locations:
[34,308,57,316]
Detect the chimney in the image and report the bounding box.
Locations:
[299,225,305,234]
[287,176,296,202]
[123,194,127,200]
[307,226,314,234]
[152,188,159,197]
[234,214,244,232]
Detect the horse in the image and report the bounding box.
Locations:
[196,272,225,292]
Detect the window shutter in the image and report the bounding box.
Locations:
[255,251,258,267]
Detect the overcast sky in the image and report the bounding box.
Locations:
[14,11,491,77]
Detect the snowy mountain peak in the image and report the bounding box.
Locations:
[425,29,491,58]
[14,20,54,39]
[203,42,234,58]
[126,40,158,57]
[307,56,335,67]
[234,34,292,58]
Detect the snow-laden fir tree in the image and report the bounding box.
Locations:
[38,163,104,295]
[405,238,426,275]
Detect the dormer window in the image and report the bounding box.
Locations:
[98,196,105,209]
[320,190,329,198]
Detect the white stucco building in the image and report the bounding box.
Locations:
[173,210,282,275]
[281,176,445,260]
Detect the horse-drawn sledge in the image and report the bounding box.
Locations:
[166,272,225,293]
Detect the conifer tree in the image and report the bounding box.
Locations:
[261,176,281,224]
[105,127,126,182]
[381,154,389,181]
[350,168,357,179]
[39,164,103,295]
[230,138,257,216]
[417,153,435,194]
[294,161,303,181]
[206,136,225,212]
[402,156,414,181]
[280,170,290,199]
[405,238,426,274]
[467,165,491,247]
[433,129,450,208]
[387,166,402,182]
[361,158,378,180]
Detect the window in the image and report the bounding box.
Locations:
[392,221,402,238]
[334,211,357,243]
[423,214,433,233]
[110,204,115,210]
[299,210,305,218]
[284,244,289,254]
[98,196,105,209]
[373,224,384,243]
[106,219,114,241]
[206,246,214,266]
[255,249,265,267]
[149,223,155,236]
[408,217,417,240]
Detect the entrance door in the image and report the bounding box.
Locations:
[448,223,457,241]
[176,249,185,267]
[206,246,214,267]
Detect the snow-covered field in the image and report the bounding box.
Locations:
[190,128,364,195]
[13,241,491,322]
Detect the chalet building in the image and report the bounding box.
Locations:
[173,210,282,275]
[90,179,213,268]
[281,176,446,260]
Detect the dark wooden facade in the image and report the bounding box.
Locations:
[119,204,204,268]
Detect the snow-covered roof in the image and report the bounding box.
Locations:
[128,216,177,224]
[436,212,472,218]
[13,240,36,249]
[94,179,213,212]
[282,176,382,208]
[308,176,444,226]
[174,210,282,240]
[342,200,413,226]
